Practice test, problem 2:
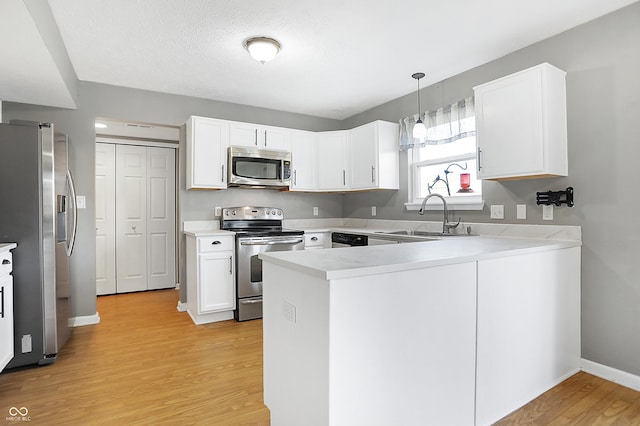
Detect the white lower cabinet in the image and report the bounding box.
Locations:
[1,248,15,372]
[186,234,235,324]
[475,247,581,425]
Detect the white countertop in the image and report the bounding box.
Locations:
[0,243,17,253]
[260,236,581,280]
[184,230,235,237]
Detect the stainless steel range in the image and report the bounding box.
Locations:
[221,206,304,321]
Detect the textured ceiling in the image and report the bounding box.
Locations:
[2,0,638,119]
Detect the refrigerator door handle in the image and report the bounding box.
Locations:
[66,169,78,256]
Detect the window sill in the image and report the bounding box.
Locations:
[405,196,485,211]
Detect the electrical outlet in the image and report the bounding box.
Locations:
[490,205,504,219]
[313,206,319,216]
[214,206,222,217]
[543,205,554,220]
[371,206,377,216]
[283,301,296,323]
[516,204,526,220]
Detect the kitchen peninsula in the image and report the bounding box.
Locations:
[260,234,581,426]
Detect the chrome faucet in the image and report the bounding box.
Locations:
[418,193,460,234]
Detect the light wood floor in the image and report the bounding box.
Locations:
[2,289,640,425]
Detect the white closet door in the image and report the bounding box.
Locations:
[95,143,116,295]
[146,147,176,290]
[116,145,148,293]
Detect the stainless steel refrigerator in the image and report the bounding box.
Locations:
[0,121,77,368]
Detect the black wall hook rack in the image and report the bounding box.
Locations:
[536,187,574,207]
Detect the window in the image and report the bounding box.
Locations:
[400,97,484,211]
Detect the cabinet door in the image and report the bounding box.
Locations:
[475,69,543,178]
[290,130,317,191]
[229,122,291,151]
[349,123,378,190]
[0,274,14,372]
[317,131,349,191]
[186,117,229,189]
[198,251,235,313]
[262,125,291,151]
[474,63,567,180]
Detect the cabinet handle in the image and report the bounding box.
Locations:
[371,165,375,183]
[211,240,221,245]
[477,148,482,171]
[255,129,258,146]
[229,256,233,274]
[1,286,4,319]
[343,170,346,186]
[2,259,10,265]
[221,164,225,182]
[264,130,268,147]
[310,236,318,241]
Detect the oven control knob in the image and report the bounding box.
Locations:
[232,210,236,215]
[277,211,282,216]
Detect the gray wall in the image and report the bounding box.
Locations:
[343,3,640,376]
[4,83,343,318]
[3,1,640,378]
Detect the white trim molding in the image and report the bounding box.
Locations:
[70,312,101,327]
[581,358,640,392]
[177,301,188,312]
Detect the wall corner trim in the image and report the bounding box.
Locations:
[177,302,188,312]
[581,358,640,392]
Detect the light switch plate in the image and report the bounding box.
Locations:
[313,206,319,216]
[371,206,377,216]
[516,204,526,220]
[543,205,554,220]
[76,195,86,209]
[490,205,504,219]
[214,206,222,217]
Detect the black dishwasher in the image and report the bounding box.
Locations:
[331,232,368,248]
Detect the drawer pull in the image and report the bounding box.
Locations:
[310,237,318,241]
[211,241,222,245]
[2,259,10,265]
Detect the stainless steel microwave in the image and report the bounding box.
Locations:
[228,146,292,188]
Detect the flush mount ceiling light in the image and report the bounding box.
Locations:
[244,37,281,64]
[412,72,427,139]
[95,122,107,129]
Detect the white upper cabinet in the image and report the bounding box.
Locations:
[474,63,568,180]
[317,131,349,191]
[349,120,399,190]
[186,116,229,189]
[290,130,317,191]
[229,121,292,151]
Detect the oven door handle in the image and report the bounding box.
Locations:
[240,239,304,246]
[240,299,263,305]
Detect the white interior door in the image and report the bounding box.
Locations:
[116,145,148,293]
[146,147,176,290]
[95,143,116,295]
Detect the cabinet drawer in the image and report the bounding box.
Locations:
[0,252,12,277]
[197,237,234,253]
[304,233,327,249]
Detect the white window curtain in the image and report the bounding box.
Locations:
[399,96,476,151]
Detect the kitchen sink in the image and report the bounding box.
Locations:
[377,230,476,237]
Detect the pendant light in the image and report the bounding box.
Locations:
[244,37,281,64]
[412,72,427,139]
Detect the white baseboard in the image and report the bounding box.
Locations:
[177,301,187,312]
[70,312,101,327]
[581,358,640,392]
